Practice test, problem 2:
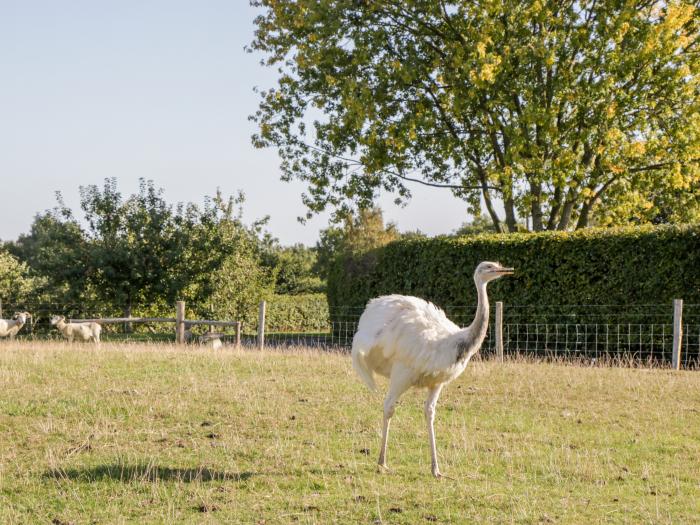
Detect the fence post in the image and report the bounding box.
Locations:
[176,301,186,344]
[495,301,504,363]
[672,299,683,370]
[257,301,266,350]
[235,321,242,348]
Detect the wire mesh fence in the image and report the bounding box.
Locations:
[264,302,700,367]
[262,306,363,350]
[498,304,700,367]
[1,299,698,367]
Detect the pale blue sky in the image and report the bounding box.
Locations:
[0,1,472,245]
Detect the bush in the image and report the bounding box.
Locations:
[265,293,329,332]
[327,225,700,324]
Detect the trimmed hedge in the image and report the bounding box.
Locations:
[327,225,700,321]
[265,293,329,332]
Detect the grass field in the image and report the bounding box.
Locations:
[0,342,699,524]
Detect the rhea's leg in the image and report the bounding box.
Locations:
[425,384,444,478]
[378,366,414,470]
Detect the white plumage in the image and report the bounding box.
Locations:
[353,295,465,389]
[352,261,514,478]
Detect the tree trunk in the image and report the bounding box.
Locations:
[556,188,577,230]
[530,181,544,231]
[504,196,518,232]
[478,170,504,233]
[575,202,592,229]
[547,185,563,230]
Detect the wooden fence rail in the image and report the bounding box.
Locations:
[66,300,241,347]
[69,317,177,323]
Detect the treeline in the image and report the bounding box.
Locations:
[0,179,326,327]
[0,180,427,330]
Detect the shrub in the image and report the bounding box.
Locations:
[265,293,329,332]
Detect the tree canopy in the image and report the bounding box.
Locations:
[6,180,278,320]
[250,0,699,231]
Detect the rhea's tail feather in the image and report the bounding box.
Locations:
[351,343,377,392]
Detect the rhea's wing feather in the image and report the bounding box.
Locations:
[353,295,461,376]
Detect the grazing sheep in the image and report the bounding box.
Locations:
[0,312,31,339]
[50,315,102,344]
[198,332,223,350]
[184,329,223,350]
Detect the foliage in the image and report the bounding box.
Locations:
[315,207,399,279]
[178,190,277,324]
[251,0,699,231]
[78,179,182,313]
[265,293,329,332]
[453,214,499,236]
[204,250,276,329]
[8,180,277,321]
[0,250,39,305]
[7,201,90,304]
[268,244,325,295]
[327,224,700,319]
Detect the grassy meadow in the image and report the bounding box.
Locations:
[0,341,699,524]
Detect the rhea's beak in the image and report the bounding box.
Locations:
[498,267,515,275]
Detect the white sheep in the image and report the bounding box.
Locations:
[0,312,31,339]
[198,331,223,350]
[50,315,102,344]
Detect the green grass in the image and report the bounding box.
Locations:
[0,341,699,524]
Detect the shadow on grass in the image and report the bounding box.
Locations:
[44,464,253,483]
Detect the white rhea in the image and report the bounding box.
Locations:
[351,261,514,478]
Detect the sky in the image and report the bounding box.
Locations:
[0,1,474,246]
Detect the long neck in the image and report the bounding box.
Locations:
[469,278,490,343]
[454,278,490,363]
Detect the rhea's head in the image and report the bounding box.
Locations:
[50,315,65,326]
[474,261,514,284]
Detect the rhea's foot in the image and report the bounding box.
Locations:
[432,468,454,480]
[377,463,391,474]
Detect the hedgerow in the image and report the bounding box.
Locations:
[327,225,700,323]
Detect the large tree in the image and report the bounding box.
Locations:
[250,0,699,232]
[78,178,183,316]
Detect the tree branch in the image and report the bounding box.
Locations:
[302,142,496,191]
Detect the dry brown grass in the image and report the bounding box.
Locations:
[1,340,699,524]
